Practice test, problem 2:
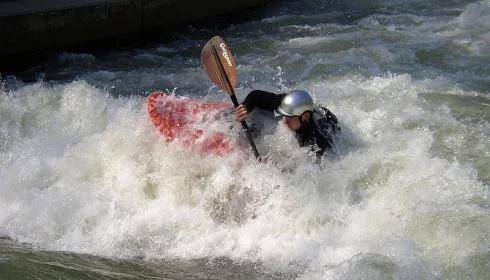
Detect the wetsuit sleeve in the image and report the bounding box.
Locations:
[242,90,285,112]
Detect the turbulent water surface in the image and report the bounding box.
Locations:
[1,0,489,279]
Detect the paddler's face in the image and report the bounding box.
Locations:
[283,115,302,131]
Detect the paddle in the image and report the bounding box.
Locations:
[201,36,260,159]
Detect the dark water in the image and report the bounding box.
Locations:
[1,239,298,279]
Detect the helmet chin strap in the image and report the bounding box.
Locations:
[299,111,311,127]
[299,117,306,127]
[295,111,315,147]
[295,115,310,146]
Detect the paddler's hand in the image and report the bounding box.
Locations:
[235,104,249,122]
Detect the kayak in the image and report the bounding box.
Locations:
[147,92,235,155]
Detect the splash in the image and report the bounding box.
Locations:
[0,72,487,279]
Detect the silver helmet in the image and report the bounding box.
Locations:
[276,90,313,117]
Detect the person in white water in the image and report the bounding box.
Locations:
[235,89,341,158]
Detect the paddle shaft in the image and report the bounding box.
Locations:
[211,46,260,159]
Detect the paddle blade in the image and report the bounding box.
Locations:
[201,36,237,95]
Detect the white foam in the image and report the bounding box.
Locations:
[2,1,490,275]
[0,74,487,280]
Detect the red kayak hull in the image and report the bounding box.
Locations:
[147,92,235,155]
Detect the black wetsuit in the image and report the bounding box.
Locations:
[242,90,341,158]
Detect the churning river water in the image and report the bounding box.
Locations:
[0,0,489,279]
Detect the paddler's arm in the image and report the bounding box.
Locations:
[235,90,285,121]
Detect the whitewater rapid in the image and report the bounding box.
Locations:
[1,73,487,278]
[1,0,489,279]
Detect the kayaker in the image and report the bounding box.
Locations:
[235,90,341,158]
